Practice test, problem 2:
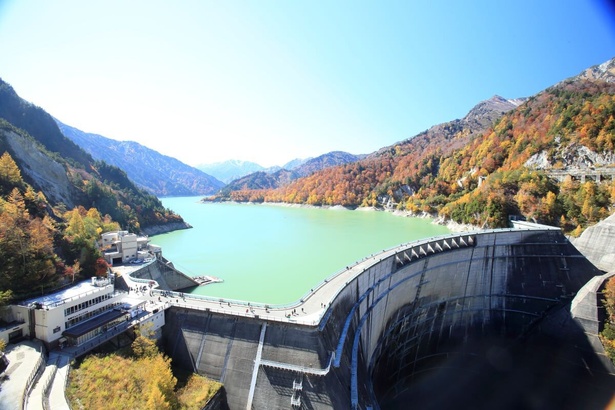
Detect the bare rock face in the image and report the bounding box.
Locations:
[576,58,615,83]
[141,221,192,236]
[571,212,615,272]
[462,95,526,133]
[525,141,615,171]
[3,129,75,207]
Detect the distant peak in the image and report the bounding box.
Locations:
[577,57,615,83]
[489,95,507,102]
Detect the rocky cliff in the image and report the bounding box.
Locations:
[1,127,75,207]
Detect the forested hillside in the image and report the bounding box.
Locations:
[0,79,188,302]
[0,79,186,233]
[0,150,119,301]
[219,58,615,234]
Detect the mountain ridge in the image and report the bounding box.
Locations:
[56,120,224,196]
[215,56,615,232]
[217,151,362,194]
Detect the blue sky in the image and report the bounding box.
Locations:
[0,1,614,167]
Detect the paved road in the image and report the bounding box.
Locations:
[0,340,45,410]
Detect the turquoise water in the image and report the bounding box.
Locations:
[152,198,450,304]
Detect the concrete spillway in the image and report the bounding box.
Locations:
[162,225,615,409]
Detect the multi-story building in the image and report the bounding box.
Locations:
[0,231,165,349]
[4,277,139,349]
[100,230,157,265]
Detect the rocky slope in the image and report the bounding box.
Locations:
[371,95,524,160]
[0,125,75,207]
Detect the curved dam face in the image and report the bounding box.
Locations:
[163,226,614,409]
[337,228,612,409]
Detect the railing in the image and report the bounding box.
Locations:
[26,285,115,310]
[63,355,73,410]
[41,355,60,410]
[260,352,335,376]
[22,346,46,410]
[164,300,322,326]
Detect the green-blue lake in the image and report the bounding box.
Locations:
[152,197,450,304]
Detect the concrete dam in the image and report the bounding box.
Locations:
[161,224,615,409]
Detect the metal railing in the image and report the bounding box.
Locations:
[260,352,335,376]
[41,355,60,410]
[22,346,46,410]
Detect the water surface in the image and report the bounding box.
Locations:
[153,198,450,304]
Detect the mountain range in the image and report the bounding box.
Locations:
[196,160,276,184]
[53,121,358,195]
[1,56,614,236]
[55,120,225,196]
[219,151,364,194]
[211,57,615,232]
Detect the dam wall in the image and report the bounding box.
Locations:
[130,258,199,291]
[163,226,613,409]
[339,228,609,409]
[571,212,615,272]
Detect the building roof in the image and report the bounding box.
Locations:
[19,279,113,309]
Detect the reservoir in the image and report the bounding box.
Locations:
[152,197,450,304]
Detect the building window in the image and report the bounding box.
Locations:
[64,293,112,318]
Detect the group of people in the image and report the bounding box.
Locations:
[286,307,305,318]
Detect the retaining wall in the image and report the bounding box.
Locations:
[131,258,199,290]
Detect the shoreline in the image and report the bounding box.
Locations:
[200,199,480,233]
[141,221,192,236]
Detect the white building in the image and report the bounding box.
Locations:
[5,277,128,349]
[100,230,156,265]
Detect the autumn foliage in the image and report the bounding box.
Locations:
[0,151,119,300]
[217,78,615,233]
[600,276,615,363]
[67,335,221,410]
